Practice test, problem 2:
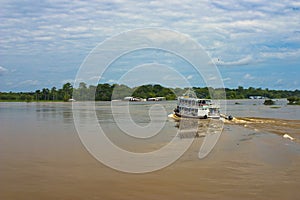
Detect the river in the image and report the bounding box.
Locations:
[0,100,299,199]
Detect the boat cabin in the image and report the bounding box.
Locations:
[175,97,220,119]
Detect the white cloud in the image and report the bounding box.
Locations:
[208,76,217,81]
[108,79,117,83]
[1,0,300,90]
[0,66,8,75]
[162,75,179,81]
[276,79,283,84]
[89,76,99,81]
[19,80,39,86]
[1,0,299,59]
[186,75,193,80]
[213,55,254,66]
[34,36,53,41]
[222,77,231,82]
[63,26,89,33]
[243,73,254,80]
[260,48,300,59]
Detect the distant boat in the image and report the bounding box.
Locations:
[249,96,264,99]
[169,96,221,119]
[147,97,166,101]
[123,97,146,101]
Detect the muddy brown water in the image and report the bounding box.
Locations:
[0,101,299,200]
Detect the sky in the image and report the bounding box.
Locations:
[1,0,300,91]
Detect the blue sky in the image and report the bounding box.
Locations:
[1,0,300,91]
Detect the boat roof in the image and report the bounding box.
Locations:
[178,97,212,101]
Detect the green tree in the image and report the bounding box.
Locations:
[287,96,300,105]
[25,94,33,103]
[111,84,133,100]
[42,88,50,100]
[50,87,57,101]
[76,82,88,100]
[35,90,41,101]
[95,83,113,101]
[62,83,73,101]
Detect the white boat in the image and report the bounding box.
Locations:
[171,96,221,119]
[123,97,146,101]
[68,98,76,102]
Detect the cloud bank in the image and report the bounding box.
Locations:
[0,0,299,90]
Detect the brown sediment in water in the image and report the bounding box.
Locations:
[226,117,300,139]
[177,117,300,141]
[2,120,300,200]
[1,102,300,200]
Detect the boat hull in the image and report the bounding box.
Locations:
[168,113,181,121]
[169,112,220,120]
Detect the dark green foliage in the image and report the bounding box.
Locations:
[223,87,300,100]
[95,83,113,101]
[62,83,73,101]
[192,87,210,98]
[132,84,176,100]
[0,84,300,102]
[287,96,300,105]
[111,84,133,100]
[264,99,274,105]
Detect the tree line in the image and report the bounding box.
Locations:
[0,82,299,102]
[0,83,74,102]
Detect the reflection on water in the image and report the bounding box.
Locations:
[77,101,180,152]
[34,103,74,124]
